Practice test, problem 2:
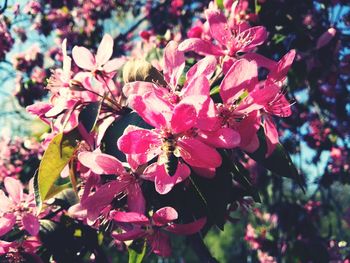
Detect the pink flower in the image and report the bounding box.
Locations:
[118,92,223,194]
[249,50,296,155]
[0,236,41,256]
[179,7,267,57]
[0,177,39,237]
[71,151,145,223]
[46,39,72,94]
[112,207,206,257]
[124,41,219,130]
[215,51,295,156]
[216,59,262,152]
[72,34,124,75]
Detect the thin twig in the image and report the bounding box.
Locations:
[0,0,8,14]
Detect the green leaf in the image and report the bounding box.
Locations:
[254,0,262,14]
[210,85,220,96]
[216,0,224,9]
[248,128,305,192]
[35,130,80,211]
[44,183,71,201]
[49,188,79,210]
[78,100,102,132]
[272,33,286,44]
[231,161,261,202]
[128,239,146,263]
[188,164,233,230]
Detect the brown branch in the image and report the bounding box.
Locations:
[0,0,8,14]
[114,0,172,45]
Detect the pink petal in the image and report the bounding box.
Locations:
[197,127,241,148]
[123,125,162,168]
[234,96,264,115]
[96,115,115,146]
[152,207,178,226]
[222,57,236,74]
[185,55,217,85]
[60,164,70,178]
[126,148,161,168]
[267,94,292,117]
[112,211,149,225]
[195,99,219,131]
[127,183,146,214]
[0,190,12,212]
[0,240,13,255]
[243,53,277,71]
[143,163,190,195]
[178,138,222,168]
[26,102,52,118]
[154,162,191,193]
[242,132,260,153]
[45,97,67,117]
[83,181,128,222]
[117,128,160,154]
[236,111,261,151]
[180,94,209,117]
[4,177,23,204]
[269,49,296,82]
[170,103,197,134]
[316,28,336,49]
[22,213,40,236]
[0,214,16,237]
[78,152,125,175]
[112,228,145,241]
[150,231,172,257]
[205,8,232,47]
[123,81,157,98]
[68,203,87,219]
[220,59,258,104]
[56,107,80,133]
[62,59,72,84]
[237,26,267,53]
[182,75,210,97]
[264,116,279,157]
[129,93,171,128]
[103,57,125,73]
[250,83,280,106]
[178,38,225,56]
[81,172,100,203]
[96,34,114,66]
[192,166,216,178]
[163,41,185,88]
[72,46,96,70]
[165,217,206,235]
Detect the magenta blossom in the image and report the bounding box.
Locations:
[179,7,267,58]
[72,34,124,75]
[112,207,206,257]
[215,58,262,152]
[118,91,224,194]
[70,151,145,224]
[124,41,219,130]
[249,50,296,156]
[0,177,39,237]
[0,236,41,258]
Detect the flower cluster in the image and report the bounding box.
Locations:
[24,1,298,258]
[0,132,43,182]
[0,16,14,60]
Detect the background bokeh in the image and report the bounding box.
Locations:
[1,0,350,262]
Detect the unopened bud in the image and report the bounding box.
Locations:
[122,59,167,86]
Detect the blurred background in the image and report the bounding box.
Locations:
[1,0,350,262]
